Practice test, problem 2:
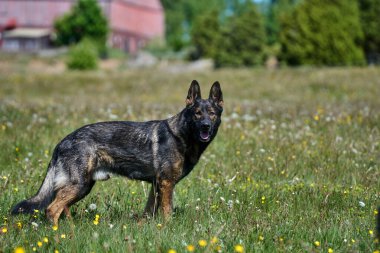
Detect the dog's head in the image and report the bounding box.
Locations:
[185,80,223,143]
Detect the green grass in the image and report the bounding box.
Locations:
[0,62,379,252]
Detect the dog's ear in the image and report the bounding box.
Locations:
[209,81,223,108]
[186,80,202,106]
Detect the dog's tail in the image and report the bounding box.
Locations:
[11,163,55,215]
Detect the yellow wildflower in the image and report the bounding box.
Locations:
[54,250,59,253]
[258,235,264,241]
[167,249,176,253]
[328,248,334,253]
[157,223,162,229]
[211,237,218,244]
[43,237,48,243]
[37,241,43,247]
[93,220,99,225]
[2,227,7,233]
[32,247,36,251]
[61,234,66,239]
[186,244,195,252]
[52,225,58,231]
[314,241,320,247]
[369,230,374,235]
[234,244,244,253]
[374,209,379,216]
[198,239,207,247]
[17,222,22,229]
[14,247,25,253]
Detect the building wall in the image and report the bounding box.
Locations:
[0,0,164,53]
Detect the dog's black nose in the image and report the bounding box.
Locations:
[201,122,211,130]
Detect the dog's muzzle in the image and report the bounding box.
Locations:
[199,122,212,142]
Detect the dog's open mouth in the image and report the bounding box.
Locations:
[200,130,211,142]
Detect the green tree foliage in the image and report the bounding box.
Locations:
[266,0,298,46]
[67,38,98,70]
[54,0,108,50]
[279,0,365,66]
[214,2,266,67]
[358,0,380,63]
[190,10,221,60]
[161,0,223,51]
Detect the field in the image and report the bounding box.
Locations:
[0,56,379,252]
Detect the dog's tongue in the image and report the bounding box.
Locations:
[200,131,210,140]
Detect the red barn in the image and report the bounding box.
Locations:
[0,0,165,53]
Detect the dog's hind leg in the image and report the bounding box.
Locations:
[46,181,95,225]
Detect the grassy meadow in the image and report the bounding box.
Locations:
[0,56,379,252]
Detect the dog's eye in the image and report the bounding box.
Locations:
[195,111,202,117]
[209,111,215,117]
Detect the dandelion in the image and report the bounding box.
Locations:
[186,244,195,252]
[157,223,162,229]
[17,222,22,229]
[52,225,58,231]
[374,209,379,216]
[32,247,36,252]
[61,234,66,239]
[89,203,97,210]
[37,241,43,247]
[328,248,334,253]
[54,250,59,253]
[2,227,8,233]
[14,247,25,253]
[234,244,244,253]
[211,236,218,244]
[314,241,320,247]
[167,249,176,253]
[198,239,207,247]
[15,147,19,152]
[258,235,264,241]
[43,237,48,243]
[261,196,265,204]
[93,214,100,225]
[369,230,374,236]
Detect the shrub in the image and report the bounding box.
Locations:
[190,9,221,60]
[358,0,380,63]
[279,0,365,66]
[67,39,98,70]
[214,3,266,67]
[54,0,108,52]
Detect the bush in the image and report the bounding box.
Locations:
[67,39,98,70]
[279,0,365,66]
[214,3,266,67]
[54,0,108,52]
[358,0,380,63]
[190,9,221,60]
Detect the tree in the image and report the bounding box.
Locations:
[358,0,380,63]
[214,2,266,67]
[279,0,365,66]
[54,0,108,50]
[161,0,224,51]
[190,9,221,60]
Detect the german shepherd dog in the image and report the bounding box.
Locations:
[11,80,223,225]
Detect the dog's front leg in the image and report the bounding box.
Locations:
[143,183,159,217]
[158,179,174,220]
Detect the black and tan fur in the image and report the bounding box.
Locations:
[11,80,223,225]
